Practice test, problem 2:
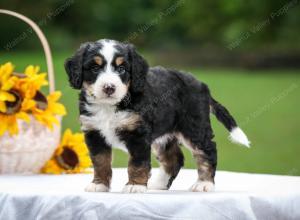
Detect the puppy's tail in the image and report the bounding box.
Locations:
[210,97,250,148]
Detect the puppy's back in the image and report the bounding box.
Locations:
[147,66,208,95]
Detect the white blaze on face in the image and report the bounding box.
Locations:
[93,40,128,104]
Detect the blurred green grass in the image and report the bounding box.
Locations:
[1,51,299,176]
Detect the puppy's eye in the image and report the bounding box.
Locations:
[118,66,125,74]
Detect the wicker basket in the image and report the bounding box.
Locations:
[0,10,61,174]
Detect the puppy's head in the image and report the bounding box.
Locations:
[64,39,148,105]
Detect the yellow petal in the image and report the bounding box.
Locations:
[7,117,18,135]
[0,91,16,102]
[22,99,36,111]
[52,103,67,115]
[1,77,17,91]
[0,116,8,136]
[16,112,30,123]
[0,101,7,113]
[48,91,62,102]
[24,65,39,77]
[62,129,72,143]
[0,63,14,80]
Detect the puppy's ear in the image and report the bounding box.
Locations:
[64,43,90,89]
[127,44,149,93]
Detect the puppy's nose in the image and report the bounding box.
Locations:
[103,84,116,95]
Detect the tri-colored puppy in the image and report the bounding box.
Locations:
[64,39,250,193]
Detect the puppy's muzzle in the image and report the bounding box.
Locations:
[103,83,116,96]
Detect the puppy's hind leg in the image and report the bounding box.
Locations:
[148,137,184,190]
[180,130,217,192]
[179,85,217,192]
[190,144,216,192]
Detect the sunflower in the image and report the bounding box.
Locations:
[0,62,66,136]
[0,63,18,113]
[0,96,34,136]
[41,129,92,174]
[0,63,33,136]
[16,65,66,130]
[14,65,48,99]
[31,91,66,130]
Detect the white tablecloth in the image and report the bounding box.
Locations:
[0,168,300,220]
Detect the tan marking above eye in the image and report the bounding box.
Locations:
[94,56,103,65]
[115,56,124,66]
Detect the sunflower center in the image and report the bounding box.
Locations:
[56,147,79,170]
[33,91,48,110]
[4,90,22,115]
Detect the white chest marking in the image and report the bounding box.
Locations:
[81,104,134,152]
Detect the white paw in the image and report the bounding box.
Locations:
[148,181,168,190]
[84,182,109,192]
[148,167,170,190]
[122,184,147,193]
[189,181,215,192]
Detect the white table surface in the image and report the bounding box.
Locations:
[0,168,300,220]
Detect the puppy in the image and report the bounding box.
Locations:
[64,39,250,193]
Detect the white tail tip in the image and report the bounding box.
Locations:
[229,127,250,148]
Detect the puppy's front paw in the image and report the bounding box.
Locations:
[148,169,170,190]
[122,184,147,193]
[148,182,168,190]
[85,182,109,192]
[189,181,214,192]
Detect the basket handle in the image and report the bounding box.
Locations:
[0,9,55,93]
